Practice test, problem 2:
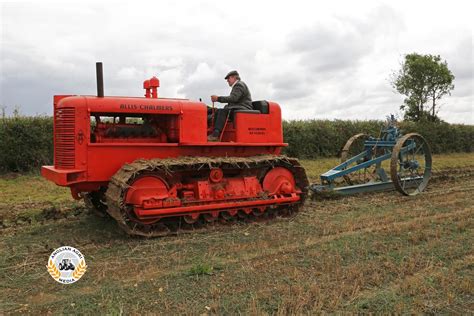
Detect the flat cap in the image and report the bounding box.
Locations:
[224,70,239,79]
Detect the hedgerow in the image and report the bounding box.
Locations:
[0,115,472,172]
[282,119,473,158]
[0,116,53,172]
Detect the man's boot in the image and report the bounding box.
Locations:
[207,130,220,142]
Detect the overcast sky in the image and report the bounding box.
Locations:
[1,0,473,123]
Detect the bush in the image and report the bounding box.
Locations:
[399,121,474,154]
[0,116,53,172]
[0,115,472,172]
[282,120,384,158]
[283,119,474,158]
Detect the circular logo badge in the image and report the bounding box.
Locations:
[47,246,87,284]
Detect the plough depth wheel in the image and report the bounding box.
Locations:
[341,133,369,163]
[390,133,432,196]
[341,133,387,185]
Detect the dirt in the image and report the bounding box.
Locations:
[0,157,472,314]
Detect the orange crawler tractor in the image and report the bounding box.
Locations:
[41,63,309,236]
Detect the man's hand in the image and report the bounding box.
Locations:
[211,95,218,102]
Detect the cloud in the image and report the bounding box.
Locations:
[0,2,472,124]
[256,5,407,120]
[448,36,474,97]
[288,23,372,73]
[270,74,312,101]
[287,5,403,74]
[177,62,230,102]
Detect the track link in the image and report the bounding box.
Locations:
[105,155,309,237]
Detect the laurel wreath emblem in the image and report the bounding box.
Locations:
[47,247,87,284]
[72,259,87,280]
[47,259,61,280]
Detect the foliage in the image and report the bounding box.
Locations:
[282,119,384,158]
[0,115,472,172]
[399,120,474,154]
[391,53,455,122]
[282,119,474,158]
[0,115,53,172]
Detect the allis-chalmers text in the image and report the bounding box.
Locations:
[120,104,173,111]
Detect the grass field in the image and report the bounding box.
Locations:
[0,153,473,314]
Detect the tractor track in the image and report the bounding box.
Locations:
[104,155,309,237]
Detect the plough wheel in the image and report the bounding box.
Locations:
[341,133,369,163]
[340,133,385,185]
[390,133,432,196]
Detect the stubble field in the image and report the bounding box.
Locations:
[0,153,473,314]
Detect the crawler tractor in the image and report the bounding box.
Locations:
[42,63,432,236]
[42,63,309,236]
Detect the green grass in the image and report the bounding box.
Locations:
[0,153,473,314]
[0,172,72,205]
[187,263,216,277]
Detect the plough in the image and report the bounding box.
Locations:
[310,115,432,196]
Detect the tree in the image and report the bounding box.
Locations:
[391,53,455,122]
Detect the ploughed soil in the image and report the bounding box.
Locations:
[0,153,472,314]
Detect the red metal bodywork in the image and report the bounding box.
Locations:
[41,95,287,201]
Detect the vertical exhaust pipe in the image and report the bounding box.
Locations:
[96,62,104,97]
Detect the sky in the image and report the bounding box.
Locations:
[0,0,473,123]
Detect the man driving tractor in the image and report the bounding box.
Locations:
[209,70,253,141]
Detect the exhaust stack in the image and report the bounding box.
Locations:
[96,62,104,97]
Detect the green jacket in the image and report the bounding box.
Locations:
[217,81,253,110]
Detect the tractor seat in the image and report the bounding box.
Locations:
[251,100,269,114]
[230,100,269,119]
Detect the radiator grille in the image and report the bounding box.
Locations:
[54,108,75,169]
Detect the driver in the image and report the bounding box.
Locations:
[208,70,252,141]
